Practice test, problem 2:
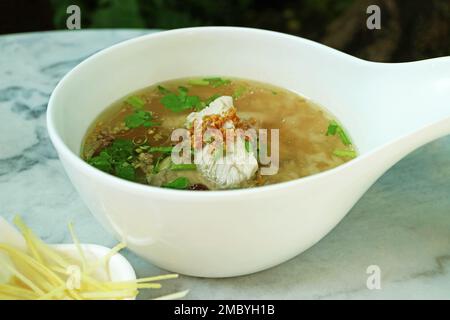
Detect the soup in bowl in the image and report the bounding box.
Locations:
[48,27,368,277]
[82,77,356,191]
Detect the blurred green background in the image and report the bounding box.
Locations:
[1,0,449,62]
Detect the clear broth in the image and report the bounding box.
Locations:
[82,77,356,190]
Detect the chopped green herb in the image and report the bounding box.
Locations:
[188,77,231,88]
[125,96,145,109]
[326,120,339,136]
[149,146,173,153]
[233,86,247,99]
[187,77,232,88]
[115,162,136,181]
[87,151,112,173]
[107,140,134,163]
[87,139,137,181]
[271,91,278,95]
[326,120,352,145]
[336,127,351,146]
[157,85,171,94]
[162,177,190,190]
[188,79,210,86]
[203,77,231,88]
[333,149,357,158]
[244,140,252,153]
[170,163,197,171]
[124,110,157,129]
[178,86,189,96]
[159,86,202,112]
[185,95,202,109]
[160,93,183,111]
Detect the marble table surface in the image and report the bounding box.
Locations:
[0,29,449,300]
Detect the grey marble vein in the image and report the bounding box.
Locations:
[0,29,449,300]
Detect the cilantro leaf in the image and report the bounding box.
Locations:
[159,86,202,112]
[108,140,134,164]
[87,139,137,181]
[160,93,185,112]
[185,95,201,108]
[88,151,113,173]
[115,162,136,181]
[125,110,153,129]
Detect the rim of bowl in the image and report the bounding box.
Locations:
[47,26,371,199]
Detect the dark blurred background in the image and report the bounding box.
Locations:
[0,0,448,62]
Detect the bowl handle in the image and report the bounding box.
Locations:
[364,56,450,150]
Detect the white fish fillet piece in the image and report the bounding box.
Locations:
[185,96,259,188]
[185,96,234,128]
[196,143,258,188]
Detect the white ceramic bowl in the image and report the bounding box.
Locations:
[47,27,450,277]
